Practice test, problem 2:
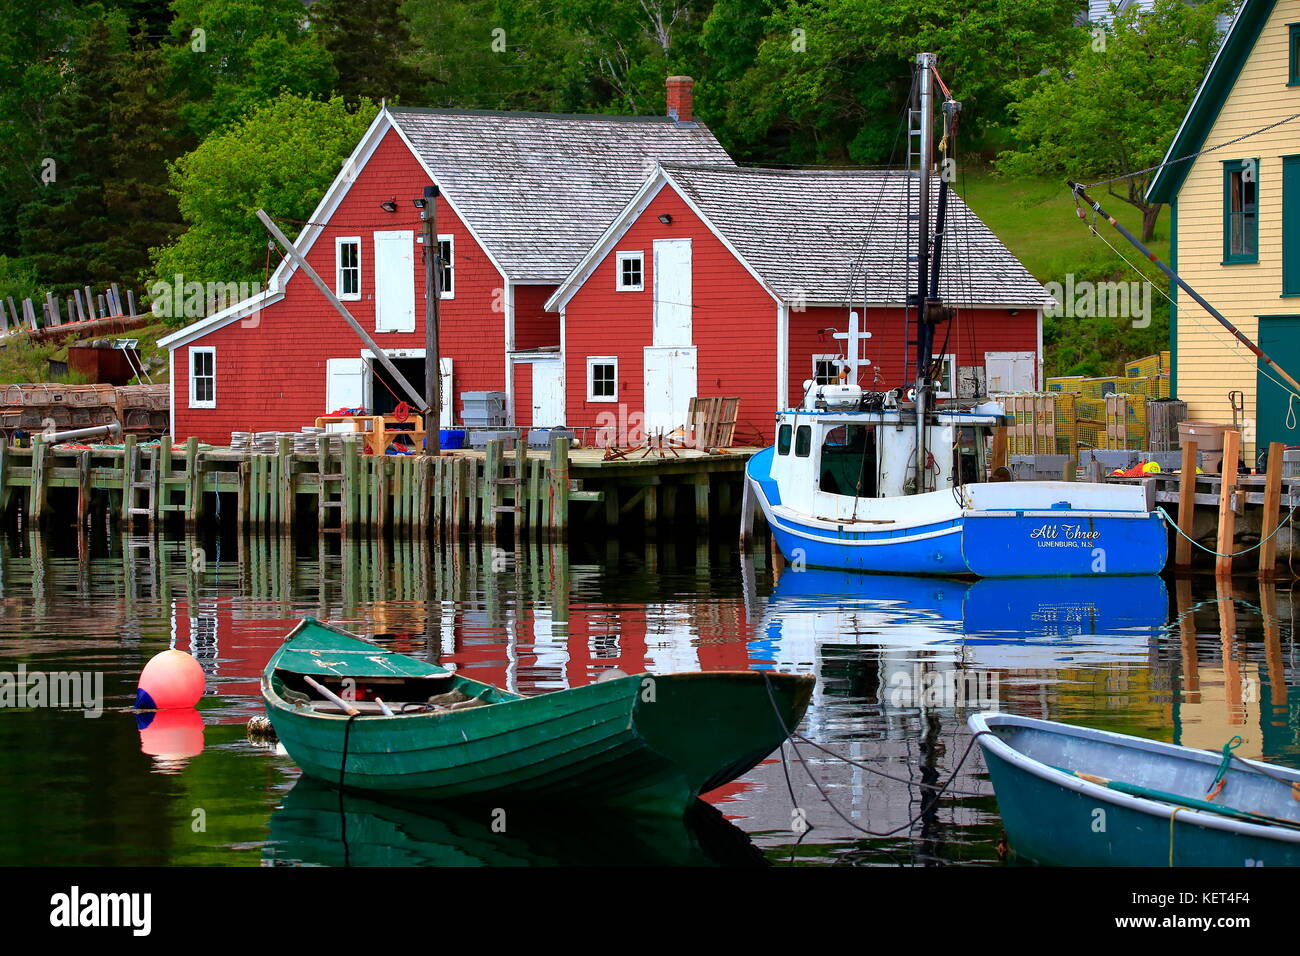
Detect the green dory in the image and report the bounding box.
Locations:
[262,619,814,815]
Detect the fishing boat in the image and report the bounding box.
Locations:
[262,618,814,815]
[743,53,1167,578]
[970,712,1300,866]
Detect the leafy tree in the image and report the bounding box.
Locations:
[999,0,1232,241]
[14,13,188,296]
[151,93,376,304]
[164,0,337,136]
[704,0,1082,164]
[311,0,423,102]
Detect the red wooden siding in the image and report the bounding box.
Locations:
[512,360,534,429]
[171,127,507,444]
[787,306,1038,407]
[562,184,779,444]
[513,284,559,350]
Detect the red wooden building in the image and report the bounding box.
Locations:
[545,163,1053,445]
[161,80,1050,447]
[159,79,730,443]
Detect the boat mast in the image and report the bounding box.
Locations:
[912,53,936,494]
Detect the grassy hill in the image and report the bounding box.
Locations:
[956,168,1171,378]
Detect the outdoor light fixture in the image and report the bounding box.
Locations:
[380,199,398,213]
[658,213,672,224]
[412,197,426,210]
[413,185,440,219]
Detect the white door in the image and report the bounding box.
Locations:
[531,360,565,426]
[325,358,368,430]
[439,357,453,428]
[643,346,697,435]
[652,238,692,346]
[373,230,415,332]
[984,350,1036,393]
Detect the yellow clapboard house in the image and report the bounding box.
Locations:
[1148,0,1300,467]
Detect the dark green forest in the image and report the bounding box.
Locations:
[0,0,1232,374]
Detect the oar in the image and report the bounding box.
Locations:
[373,697,394,717]
[1056,767,1300,831]
[304,675,360,716]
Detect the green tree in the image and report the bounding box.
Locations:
[704,0,1082,165]
[999,0,1232,242]
[164,0,337,136]
[311,0,423,102]
[151,93,376,304]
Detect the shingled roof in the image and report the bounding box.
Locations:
[658,163,1052,309]
[389,108,733,282]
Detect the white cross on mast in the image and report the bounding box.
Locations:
[831,310,871,382]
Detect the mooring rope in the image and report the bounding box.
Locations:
[761,672,994,841]
[1157,500,1300,558]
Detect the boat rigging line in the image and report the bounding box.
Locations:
[1068,182,1300,399]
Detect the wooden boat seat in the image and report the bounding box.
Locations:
[307,695,490,716]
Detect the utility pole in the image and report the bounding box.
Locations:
[418,184,442,454]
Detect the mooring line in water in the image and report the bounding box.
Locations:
[789,732,987,798]
[761,672,993,840]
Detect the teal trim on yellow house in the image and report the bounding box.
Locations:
[1147,0,1280,204]
[1170,198,1178,397]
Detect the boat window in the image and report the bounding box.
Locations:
[953,426,981,486]
[819,424,877,497]
[777,423,792,455]
[795,425,811,457]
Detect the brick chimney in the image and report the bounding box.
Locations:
[666,76,694,123]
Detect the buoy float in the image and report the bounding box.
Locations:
[135,649,205,709]
[137,707,205,765]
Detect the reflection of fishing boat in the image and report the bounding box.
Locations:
[756,569,1167,672]
[743,54,1166,579]
[970,712,1300,866]
[266,776,767,867]
[262,619,813,814]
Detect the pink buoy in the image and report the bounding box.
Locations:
[137,707,205,768]
[136,649,205,709]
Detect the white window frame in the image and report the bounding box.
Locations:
[438,233,454,300]
[336,236,361,301]
[586,355,618,403]
[189,346,216,409]
[616,251,644,291]
[812,353,841,386]
[936,353,958,398]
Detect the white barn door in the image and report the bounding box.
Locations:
[652,238,692,346]
[373,231,415,332]
[984,351,1036,392]
[531,359,565,427]
[643,346,697,435]
[325,358,368,430]
[439,357,453,429]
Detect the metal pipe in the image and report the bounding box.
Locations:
[47,422,122,443]
[1068,182,1300,397]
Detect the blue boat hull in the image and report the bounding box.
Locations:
[747,447,1167,578]
[972,714,1300,867]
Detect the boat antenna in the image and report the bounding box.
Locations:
[1068,181,1300,398]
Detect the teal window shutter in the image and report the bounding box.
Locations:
[1285,156,1300,295]
[1223,159,1259,265]
[1290,24,1300,85]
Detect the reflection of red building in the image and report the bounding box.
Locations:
[174,585,755,723]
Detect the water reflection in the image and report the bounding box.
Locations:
[267,777,766,867]
[0,527,1294,866]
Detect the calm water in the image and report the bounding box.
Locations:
[0,528,1296,866]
